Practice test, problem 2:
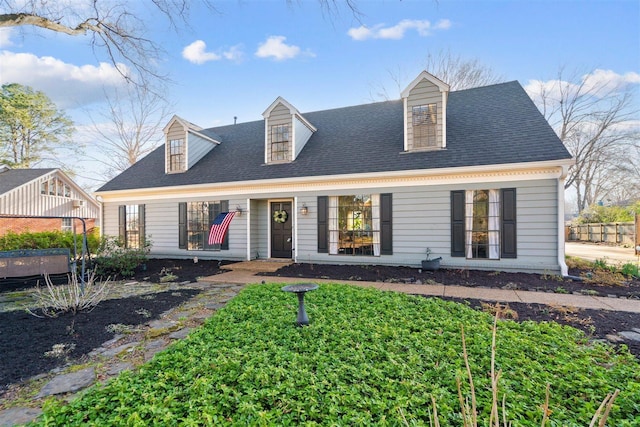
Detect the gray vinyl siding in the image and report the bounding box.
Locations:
[103,197,247,260]
[406,79,443,150]
[266,103,292,163]
[293,116,313,160]
[166,121,186,173]
[294,178,559,273]
[101,178,560,272]
[0,172,100,220]
[187,132,216,169]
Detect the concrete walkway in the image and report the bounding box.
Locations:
[200,269,640,314]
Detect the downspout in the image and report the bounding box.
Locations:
[558,165,569,276]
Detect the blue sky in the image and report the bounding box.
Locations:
[1,0,638,189]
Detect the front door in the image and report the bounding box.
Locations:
[271,201,292,258]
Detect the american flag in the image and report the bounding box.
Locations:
[208,212,236,245]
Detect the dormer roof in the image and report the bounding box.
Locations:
[163,115,222,144]
[262,97,317,132]
[401,71,450,97]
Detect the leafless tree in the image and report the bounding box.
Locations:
[528,68,640,212]
[87,84,171,180]
[370,49,504,100]
[0,0,361,86]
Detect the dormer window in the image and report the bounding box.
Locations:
[168,138,185,172]
[401,71,450,152]
[271,125,290,161]
[412,104,437,148]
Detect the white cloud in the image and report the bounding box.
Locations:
[525,69,640,103]
[182,40,245,64]
[0,50,126,109]
[255,36,307,61]
[347,19,451,41]
[182,40,221,64]
[223,44,245,62]
[0,28,13,48]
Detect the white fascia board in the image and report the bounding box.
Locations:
[441,91,448,148]
[95,159,574,202]
[403,97,408,151]
[294,113,317,132]
[262,96,298,118]
[401,70,450,98]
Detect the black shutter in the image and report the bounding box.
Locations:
[451,191,465,257]
[221,200,229,250]
[380,193,392,255]
[118,205,126,244]
[178,202,187,249]
[317,196,328,253]
[501,188,517,258]
[138,205,146,248]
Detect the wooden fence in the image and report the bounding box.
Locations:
[566,219,637,246]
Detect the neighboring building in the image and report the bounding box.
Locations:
[96,71,574,274]
[0,167,101,235]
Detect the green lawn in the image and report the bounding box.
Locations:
[36,284,640,426]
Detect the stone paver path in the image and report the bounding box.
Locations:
[0,281,244,427]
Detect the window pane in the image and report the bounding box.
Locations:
[271,125,289,161]
[169,139,185,172]
[465,189,501,259]
[329,195,377,256]
[412,104,437,148]
[187,202,224,251]
[125,205,140,249]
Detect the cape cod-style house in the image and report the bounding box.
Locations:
[96,71,573,274]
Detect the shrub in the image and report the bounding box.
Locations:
[0,229,101,253]
[92,236,150,279]
[28,270,110,317]
[620,262,639,278]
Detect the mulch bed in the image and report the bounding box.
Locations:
[1,259,638,398]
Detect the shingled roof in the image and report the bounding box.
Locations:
[97,81,572,192]
[0,168,55,195]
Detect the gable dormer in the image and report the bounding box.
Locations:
[401,71,450,151]
[163,115,221,174]
[262,97,316,164]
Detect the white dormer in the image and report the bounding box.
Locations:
[163,115,221,174]
[401,71,450,151]
[262,97,316,164]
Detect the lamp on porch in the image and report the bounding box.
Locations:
[300,204,308,215]
[235,205,243,216]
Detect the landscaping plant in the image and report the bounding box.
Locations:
[28,270,110,317]
[92,236,150,279]
[35,284,640,426]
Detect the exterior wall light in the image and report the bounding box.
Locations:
[300,204,308,215]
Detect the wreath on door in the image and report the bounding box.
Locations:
[273,209,288,223]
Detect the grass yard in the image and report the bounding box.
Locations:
[35,283,640,426]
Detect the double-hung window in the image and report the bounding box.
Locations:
[168,139,185,172]
[178,201,230,251]
[412,104,437,148]
[451,189,517,259]
[271,125,289,161]
[118,204,146,249]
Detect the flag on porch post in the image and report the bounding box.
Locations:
[208,211,236,245]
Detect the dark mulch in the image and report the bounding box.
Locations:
[262,263,640,298]
[1,259,639,398]
[131,258,231,283]
[0,289,200,394]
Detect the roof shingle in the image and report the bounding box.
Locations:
[98,81,571,192]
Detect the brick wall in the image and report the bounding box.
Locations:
[0,218,97,235]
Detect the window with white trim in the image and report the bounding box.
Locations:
[412,104,437,148]
[271,125,289,161]
[168,138,185,172]
[328,194,380,256]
